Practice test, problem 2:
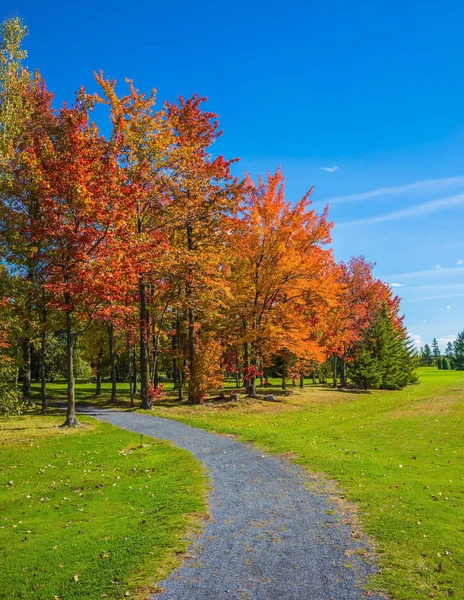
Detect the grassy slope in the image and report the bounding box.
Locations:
[0,412,206,600]
[145,369,462,600]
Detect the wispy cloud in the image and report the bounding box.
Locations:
[435,265,442,269]
[457,259,464,265]
[322,175,464,205]
[381,266,464,279]
[447,305,452,310]
[402,292,464,303]
[321,165,339,173]
[337,194,464,228]
[390,282,405,287]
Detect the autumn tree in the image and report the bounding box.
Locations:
[227,168,335,396]
[164,95,240,403]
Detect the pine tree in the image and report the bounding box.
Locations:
[437,356,443,369]
[349,347,381,391]
[445,341,455,369]
[421,344,433,366]
[350,306,418,390]
[431,338,440,363]
[454,331,464,370]
[442,357,450,370]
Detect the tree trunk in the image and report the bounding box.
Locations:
[95,346,102,396]
[128,341,134,407]
[132,349,138,394]
[139,277,151,409]
[186,223,198,404]
[108,323,117,402]
[332,353,337,388]
[299,376,304,389]
[340,355,346,387]
[282,359,286,390]
[22,338,34,406]
[172,320,178,388]
[40,329,47,412]
[62,307,79,427]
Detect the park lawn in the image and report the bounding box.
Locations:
[0,411,206,600]
[144,368,462,600]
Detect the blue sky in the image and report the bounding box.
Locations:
[6,0,464,350]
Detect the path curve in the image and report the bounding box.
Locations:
[79,408,383,600]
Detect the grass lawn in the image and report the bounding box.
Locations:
[29,368,463,599]
[0,411,206,600]
[148,368,463,600]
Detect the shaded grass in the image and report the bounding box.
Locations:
[0,410,206,600]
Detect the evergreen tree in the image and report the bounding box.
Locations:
[349,347,381,391]
[442,357,450,370]
[421,344,433,366]
[445,341,455,369]
[431,338,440,363]
[350,306,418,390]
[437,356,443,369]
[454,331,464,370]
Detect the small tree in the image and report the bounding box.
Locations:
[437,356,443,369]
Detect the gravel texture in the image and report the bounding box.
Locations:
[79,408,384,600]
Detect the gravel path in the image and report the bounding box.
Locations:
[79,408,383,600]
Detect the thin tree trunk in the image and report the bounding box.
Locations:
[139,277,151,408]
[333,353,337,388]
[128,341,134,408]
[132,349,138,395]
[40,329,47,412]
[340,355,346,387]
[96,352,102,396]
[186,223,198,404]
[108,323,117,402]
[22,338,33,406]
[62,307,79,427]
[299,376,304,389]
[282,359,286,390]
[172,320,178,389]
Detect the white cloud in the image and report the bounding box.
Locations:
[409,333,424,349]
[390,282,405,287]
[447,305,451,309]
[423,319,428,322]
[337,194,464,228]
[457,259,464,265]
[435,265,442,269]
[321,165,339,173]
[438,335,456,350]
[322,175,464,205]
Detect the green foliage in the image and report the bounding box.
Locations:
[350,307,418,390]
[0,360,24,415]
[349,347,381,390]
[437,356,443,369]
[431,337,440,361]
[454,331,464,370]
[420,344,433,366]
[442,357,450,370]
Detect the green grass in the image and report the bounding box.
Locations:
[0,411,206,600]
[29,368,464,599]
[146,368,462,600]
